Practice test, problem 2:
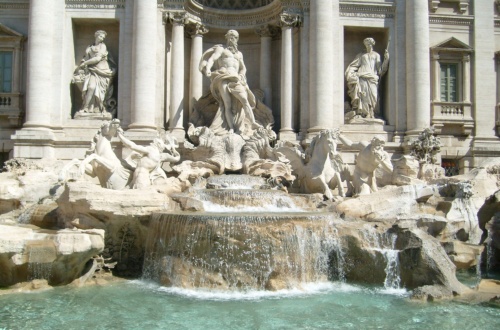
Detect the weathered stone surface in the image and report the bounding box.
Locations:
[394,227,468,294]
[57,181,176,277]
[0,224,104,287]
[441,241,484,270]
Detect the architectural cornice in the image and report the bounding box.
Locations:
[339,1,394,19]
[429,14,473,26]
[180,0,283,29]
[65,0,125,9]
[0,0,29,10]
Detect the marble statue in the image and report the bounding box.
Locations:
[72,30,116,119]
[118,130,180,189]
[199,30,262,136]
[79,119,132,190]
[277,129,346,200]
[345,37,389,121]
[338,134,393,196]
[60,119,179,190]
[242,124,295,183]
[410,127,444,180]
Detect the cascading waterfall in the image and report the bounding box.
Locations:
[142,212,341,290]
[361,225,401,290]
[27,245,53,282]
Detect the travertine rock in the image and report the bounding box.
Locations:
[0,224,104,287]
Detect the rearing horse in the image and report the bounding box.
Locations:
[277,129,345,200]
[60,119,132,189]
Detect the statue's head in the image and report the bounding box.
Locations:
[371,136,385,147]
[225,30,239,49]
[225,30,239,41]
[95,30,107,39]
[152,138,167,151]
[363,37,375,47]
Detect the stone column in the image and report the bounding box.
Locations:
[23,0,56,129]
[472,0,496,141]
[431,52,440,102]
[256,25,276,108]
[406,0,431,134]
[496,52,500,105]
[308,0,334,135]
[187,23,208,118]
[12,45,22,94]
[462,54,470,103]
[129,0,157,131]
[299,9,310,139]
[167,12,186,141]
[279,13,300,141]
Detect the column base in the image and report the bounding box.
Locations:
[11,128,57,159]
[279,130,297,141]
[169,127,186,143]
[128,123,157,131]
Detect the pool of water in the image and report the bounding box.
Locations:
[1,281,499,330]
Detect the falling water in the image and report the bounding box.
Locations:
[27,244,54,282]
[361,225,401,290]
[142,213,341,290]
[195,189,307,212]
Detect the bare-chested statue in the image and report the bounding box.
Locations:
[117,129,180,189]
[199,30,261,135]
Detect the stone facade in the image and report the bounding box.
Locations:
[0,0,499,174]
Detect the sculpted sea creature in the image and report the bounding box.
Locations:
[277,129,345,200]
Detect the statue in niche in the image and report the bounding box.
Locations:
[338,134,393,196]
[198,30,266,136]
[277,129,347,200]
[72,30,117,119]
[345,37,389,123]
[118,130,180,189]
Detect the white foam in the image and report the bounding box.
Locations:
[201,200,306,213]
[131,281,361,301]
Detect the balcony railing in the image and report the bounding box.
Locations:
[431,101,474,135]
[0,92,23,127]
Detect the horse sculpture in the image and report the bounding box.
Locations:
[277,129,346,200]
[59,119,132,189]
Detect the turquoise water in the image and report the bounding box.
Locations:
[1,281,499,330]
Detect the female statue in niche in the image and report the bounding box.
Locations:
[345,37,389,121]
[73,30,116,118]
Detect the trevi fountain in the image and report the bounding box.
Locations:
[1,1,500,329]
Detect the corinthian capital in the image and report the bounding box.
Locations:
[255,24,280,38]
[186,23,209,37]
[164,11,187,26]
[279,13,301,28]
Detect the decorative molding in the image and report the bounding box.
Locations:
[428,0,469,14]
[429,14,473,26]
[183,0,283,28]
[0,1,29,10]
[340,1,395,19]
[65,0,125,9]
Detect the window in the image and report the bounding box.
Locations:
[440,63,458,102]
[442,159,459,177]
[0,51,13,93]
